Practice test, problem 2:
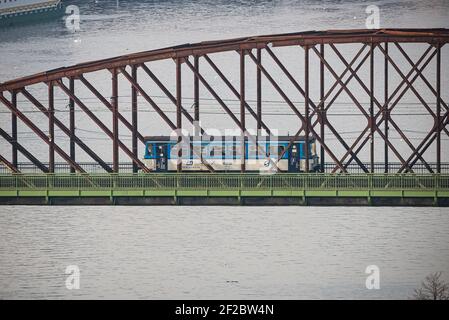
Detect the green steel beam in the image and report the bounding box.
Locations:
[0,173,448,199]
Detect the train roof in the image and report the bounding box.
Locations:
[143,135,314,142]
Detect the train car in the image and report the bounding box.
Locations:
[143,136,319,172]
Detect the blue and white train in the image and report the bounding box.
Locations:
[143,136,320,172]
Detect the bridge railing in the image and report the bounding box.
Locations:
[1,174,448,192]
[1,162,449,174]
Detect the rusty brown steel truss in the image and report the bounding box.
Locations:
[0,29,448,174]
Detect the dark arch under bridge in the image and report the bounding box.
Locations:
[1,28,449,175]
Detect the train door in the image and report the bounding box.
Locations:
[156,144,168,172]
[288,144,299,172]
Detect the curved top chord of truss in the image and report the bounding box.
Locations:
[1,28,449,91]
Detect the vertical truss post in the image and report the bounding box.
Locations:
[319,44,325,173]
[176,58,182,173]
[11,90,18,168]
[240,49,246,173]
[436,42,441,173]
[304,45,310,173]
[48,81,55,173]
[384,43,389,173]
[256,48,262,132]
[69,77,75,173]
[111,68,119,173]
[194,55,200,134]
[131,65,138,173]
[370,42,375,173]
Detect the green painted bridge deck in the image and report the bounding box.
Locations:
[1,173,449,206]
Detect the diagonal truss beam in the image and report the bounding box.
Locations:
[78,75,146,143]
[327,43,433,173]
[377,44,439,172]
[0,127,49,172]
[184,56,282,171]
[139,63,206,135]
[0,153,19,173]
[407,110,449,169]
[0,94,85,173]
[119,65,216,173]
[265,44,371,172]
[246,49,346,172]
[54,79,150,173]
[394,43,449,136]
[340,43,438,173]
[202,54,272,135]
[21,87,113,173]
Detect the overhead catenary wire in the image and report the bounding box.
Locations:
[7,93,445,106]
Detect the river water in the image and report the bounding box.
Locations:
[1,0,449,299]
[1,205,448,299]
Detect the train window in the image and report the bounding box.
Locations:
[212,145,223,159]
[199,144,209,158]
[269,144,278,157]
[147,144,154,158]
[269,144,287,159]
[235,144,243,158]
[170,142,193,159]
[170,143,178,159]
[299,143,304,158]
[248,143,258,159]
[193,145,202,159]
[278,146,285,158]
[206,145,225,159]
[224,142,233,159]
[259,143,269,158]
[299,142,312,159]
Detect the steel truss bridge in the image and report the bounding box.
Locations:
[1,29,449,205]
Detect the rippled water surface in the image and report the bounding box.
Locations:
[1,206,448,299]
